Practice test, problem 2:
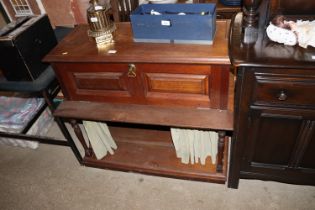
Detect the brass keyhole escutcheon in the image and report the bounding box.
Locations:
[128,64,136,78]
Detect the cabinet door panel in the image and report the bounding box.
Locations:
[245,109,303,168]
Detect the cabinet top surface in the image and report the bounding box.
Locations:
[44,21,230,65]
[229,13,315,69]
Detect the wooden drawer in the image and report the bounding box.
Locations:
[252,71,315,108]
[53,62,230,109]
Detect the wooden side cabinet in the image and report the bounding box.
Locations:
[228,11,315,188]
[45,21,234,185]
[229,67,315,188]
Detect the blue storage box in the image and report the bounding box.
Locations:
[130,4,216,45]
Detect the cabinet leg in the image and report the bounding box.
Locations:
[227,134,240,189]
[227,178,240,189]
[42,89,83,163]
[70,120,93,158]
[216,131,225,173]
[56,117,83,163]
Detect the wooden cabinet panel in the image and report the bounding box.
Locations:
[53,62,145,103]
[53,62,230,109]
[140,64,229,109]
[73,72,127,91]
[141,64,212,108]
[240,108,315,184]
[145,73,208,95]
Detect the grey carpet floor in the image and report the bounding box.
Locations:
[0,123,314,210]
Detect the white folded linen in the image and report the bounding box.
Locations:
[171,128,218,165]
[82,121,117,160]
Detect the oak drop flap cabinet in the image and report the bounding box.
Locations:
[44,21,233,184]
[228,4,315,188]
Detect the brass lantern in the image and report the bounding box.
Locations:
[87,0,115,45]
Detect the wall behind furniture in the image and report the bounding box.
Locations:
[41,0,76,27]
[42,0,110,27]
[0,0,109,27]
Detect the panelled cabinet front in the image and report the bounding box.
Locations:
[229,67,315,188]
[53,62,230,109]
[243,108,315,183]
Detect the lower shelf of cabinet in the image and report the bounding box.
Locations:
[82,125,228,184]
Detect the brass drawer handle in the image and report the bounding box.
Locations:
[278,90,287,101]
[128,64,136,78]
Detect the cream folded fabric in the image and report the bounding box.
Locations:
[171,128,218,165]
[83,121,117,160]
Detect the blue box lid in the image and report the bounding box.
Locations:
[130,4,216,44]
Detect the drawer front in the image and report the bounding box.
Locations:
[139,63,230,109]
[53,63,144,103]
[252,71,315,108]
